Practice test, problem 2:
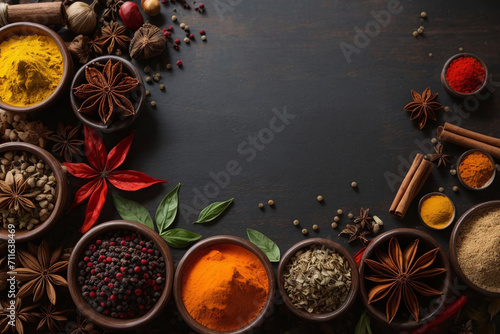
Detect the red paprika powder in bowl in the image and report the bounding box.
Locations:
[441,53,487,98]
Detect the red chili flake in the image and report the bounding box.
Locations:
[199,30,205,35]
[176,60,183,66]
[89,291,96,299]
[126,290,131,295]
[62,126,166,233]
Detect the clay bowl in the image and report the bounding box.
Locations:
[441,52,488,99]
[0,22,73,114]
[277,238,359,322]
[359,228,451,331]
[418,192,456,230]
[456,149,496,190]
[0,142,67,243]
[67,220,174,331]
[70,55,145,133]
[173,235,276,334]
[449,200,500,297]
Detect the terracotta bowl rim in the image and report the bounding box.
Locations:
[440,52,488,99]
[70,55,145,134]
[173,235,276,334]
[449,200,500,297]
[0,142,67,243]
[359,228,451,330]
[67,220,174,331]
[0,22,73,113]
[276,238,359,322]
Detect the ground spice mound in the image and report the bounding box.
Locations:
[456,206,500,292]
[181,243,269,331]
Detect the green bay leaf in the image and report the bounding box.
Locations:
[155,183,181,234]
[246,228,280,262]
[195,198,234,223]
[113,195,154,231]
[160,228,202,248]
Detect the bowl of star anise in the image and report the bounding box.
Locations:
[358,228,451,330]
[70,55,145,133]
[0,142,68,243]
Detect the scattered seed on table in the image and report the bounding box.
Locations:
[337,209,343,215]
[159,84,165,90]
[184,25,190,31]
[312,224,318,231]
[201,35,207,41]
[438,187,444,192]
[145,76,152,83]
[180,23,185,29]
[331,222,338,229]
[176,60,183,67]
[316,195,323,202]
[431,138,438,144]
[347,213,354,219]
[189,33,195,39]
[333,216,340,222]
[419,26,425,30]
[373,215,384,226]
[200,30,205,35]
[453,186,459,192]
[172,15,177,21]
[258,203,264,209]
[417,28,424,34]
[351,181,357,188]
[420,11,427,18]
[175,38,181,45]
[154,76,160,82]
[444,106,451,112]
[428,53,433,57]
[301,228,308,235]
[412,31,419,37]
[459,46,463,51]
[373,224,380,234]
[166,63,172,70]
[268,200,274,206]
[150,101,157,107]
[168,26,174,31]
[450,169,457,176]
[293,219,299,226]
[145,90,150,96]
[184,37,190,43]
[144,66,151,74]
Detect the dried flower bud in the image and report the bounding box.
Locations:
[129,22,166,59]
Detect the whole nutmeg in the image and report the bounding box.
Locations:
[129,22,166,59]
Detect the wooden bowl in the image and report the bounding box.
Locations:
[440,53,488,99]
[418,192,456,230]
[449,200,500,297]
[67,220,174,331]
[359,228,451,331]
[277,238,359,322]
[456,149,496,190]
[0,142,67,243]
[70,55,145,133]
[173,235,276,334]
[0,22,73,113]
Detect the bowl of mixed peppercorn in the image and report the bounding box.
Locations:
[67,220,174,331]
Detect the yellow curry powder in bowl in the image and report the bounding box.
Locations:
[418,193,455,230]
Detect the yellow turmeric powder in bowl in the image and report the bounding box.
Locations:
[0,34,63,106]
[419,193,455,230]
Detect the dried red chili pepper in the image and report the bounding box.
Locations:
[445,56,485,94]
[354,246,367,267]
[63,125,166,233]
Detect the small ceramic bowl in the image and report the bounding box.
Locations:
[449,200,500,297]
[0,22,73,113]
[0,142,67,243]
[67,220,174,331]
[277,238,359,322]
[173,235,275,334]
[70,55,145,133]
[456,149,496,190]
[359,228,451,331]
[441,53,488,98]
[418,192,456,230]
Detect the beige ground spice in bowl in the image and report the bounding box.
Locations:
[450,200,500,296]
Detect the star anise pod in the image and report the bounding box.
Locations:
[88,33,104,56]
[338,224,370,245]
[0,171,41,214]
[364,237,447,323]
[36,303,71,333]
[13,240,69,305]
[49,123,84,162]
[101,0,124,21]
[430,143,451,168]
[73,59,139,124]
[94,21,131,54]
[0,298,39,334]
[354,207,374,230]
[404,87,443,130]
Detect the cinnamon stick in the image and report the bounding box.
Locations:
[6,2,67,27]
[437,122,500,159]
[389,154,433,218]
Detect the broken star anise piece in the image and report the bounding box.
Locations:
[101,0,124,21]
[49,123,84,162]
[73,59,140,125]
[130,22,166,59]
[430,143,451,167]
[36,303,71,333]
[363,237,446,323]
[0,298,39,334]
[404,87,443,130]
[338,224,370,245]
[354,207,374,230]
[0,171,41,214]
[94,21,131,54]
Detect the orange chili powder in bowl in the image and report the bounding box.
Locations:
[457,149,495,190]
[174,236,274,333]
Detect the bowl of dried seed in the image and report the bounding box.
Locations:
[70,55,145,133]
[277,238,359,322]
[0,142,68,243]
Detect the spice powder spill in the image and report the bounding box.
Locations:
[283,245,351,314]
[456,206,500,292]
[181,243,269,331]
[0,35,63,106]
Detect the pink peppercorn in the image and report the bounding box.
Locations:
[189,33,194,39]
[84,256,90,261]
[120,267,126,272]
[176,60,183,66]
[116,273,123,280]
[96,240,102,245]
[153,284,161,291]
[135,289,142,296]
[125,253,131,259]
[199,30,205,35]
[134,266,141,273]
[100,302,106,307]
[87,262,93,267]
[143,273,149,279]
[141,259,147,265]
[121,240,126,246]
[175,38,181,44]
[89,291,96,298]
[110,295,116,301]
[104,277,109,283]
[109,242,115,246]
[199,3,204,8]
[91,269,96,275]
[139,305,145,310]
[106,257,112,263]
[100,292,105,297]
[108,283,114,288]
[103,310,109,315]
[168,26,173,31]
[147,249,154,254]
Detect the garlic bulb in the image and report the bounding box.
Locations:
[66,1,97,35]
